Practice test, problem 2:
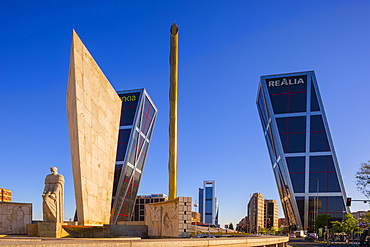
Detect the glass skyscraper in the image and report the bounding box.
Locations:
[256,71,349,230]
[111,89,157,224]
[198,181,217,225]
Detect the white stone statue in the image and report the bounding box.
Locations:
[42,167,64,223]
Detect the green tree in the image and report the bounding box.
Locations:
[259,227,267,235]
[278,227,283,234]
[354,226,363,234]
[364,211,370,223]
[343,213,357,234]
[229,223,234,230]
[332,221,342,233]
[314,214,332,231]
[355,161,370,198]
[270,226,276,235]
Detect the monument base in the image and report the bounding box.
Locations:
[26,224,38,236]
[62,225,108,238]
[37,222,68,238]
[145,197,192,238]
[105,224,148,238]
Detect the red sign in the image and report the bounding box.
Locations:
[361,225,366,228]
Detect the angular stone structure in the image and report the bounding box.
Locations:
[0,202,32,234]
[145,197,192,238]
[67,30,122,225]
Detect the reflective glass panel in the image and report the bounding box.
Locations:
[311,83,320,112]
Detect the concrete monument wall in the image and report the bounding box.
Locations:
[67,30,122,225]
[0,202,32,234]
[145,197,192,238]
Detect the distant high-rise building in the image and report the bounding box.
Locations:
[256,71,349,230]
[111,89,158,224]
[247,193,265,233]
[198,181,216,225]
[198,188,204,223]
[131,194,168,221]
[0,188,11,202]
[264,199,278,229]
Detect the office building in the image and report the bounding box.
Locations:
[256,71,349,230]
[238,216,249,233]
[198,181,217,225]
[264,199,278,229]
[247,193,265,233]
[198,188,204,223]
[278,218,287,228]
[0,188,11,202]
[111,89,158,224]
[131,194,167,221]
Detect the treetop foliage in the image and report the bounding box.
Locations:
[355,161,370,198]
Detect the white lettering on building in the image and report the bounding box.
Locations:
[267,77,305,87]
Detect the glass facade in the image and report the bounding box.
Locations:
[111,89,157,224]
[257,71,348,231]
[198,181,216,225]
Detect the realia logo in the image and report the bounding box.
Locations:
[267,76,306,87]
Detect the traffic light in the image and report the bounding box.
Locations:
[346,197,352,206]
[267,219,270,229]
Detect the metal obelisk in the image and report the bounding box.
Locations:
[169,23,178,200]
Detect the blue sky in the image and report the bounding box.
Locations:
[1,1,370,227]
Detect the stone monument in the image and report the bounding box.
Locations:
[145,197,192,238]
[38,167,67,238]
[0,202,32,235]
[42,167,64,223]
[67,30,122,225]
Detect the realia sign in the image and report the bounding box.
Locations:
[267,75,307,87]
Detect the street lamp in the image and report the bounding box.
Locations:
[313,178,320,233]
[316,178,319,212]
[194,200,198,233]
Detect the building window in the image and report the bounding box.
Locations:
[276,116,306,153]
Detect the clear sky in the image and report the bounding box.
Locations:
[1,1,370,227]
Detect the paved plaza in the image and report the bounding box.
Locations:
[0,235,288,247]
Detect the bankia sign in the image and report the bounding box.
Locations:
[266,75,307,87]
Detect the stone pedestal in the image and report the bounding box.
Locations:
[26,224,38,236]
[105,224,148,238]
[145,197,192,238]
[37,222,68,238]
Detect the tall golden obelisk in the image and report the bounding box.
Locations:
[169,23,178,200]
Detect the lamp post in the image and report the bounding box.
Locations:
[194,200,198,233]
[315,178,319,234]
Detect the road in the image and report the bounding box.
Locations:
[288,238,327,247]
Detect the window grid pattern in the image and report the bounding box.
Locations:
[111,90,157,224]
[286,157,305,193]
[257,72,348,231]
[310,115,330,152]
[267,75,307,114]
[276,117,306,153]
[309,155,340,193]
